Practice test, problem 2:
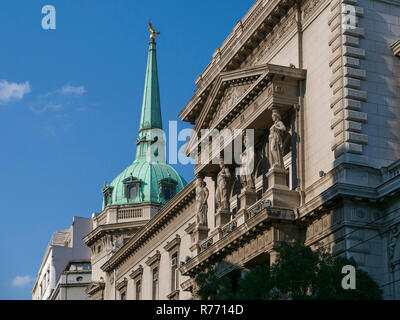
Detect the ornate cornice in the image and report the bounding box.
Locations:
[179,0,298,124]
[298,162,400,220]
[101,180,196,272]
[83,220,147,247]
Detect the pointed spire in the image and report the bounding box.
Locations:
[139,37,162,133]
[135,23,166,164]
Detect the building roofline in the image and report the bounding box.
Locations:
[101,179,196,272]
[179,0,297,123]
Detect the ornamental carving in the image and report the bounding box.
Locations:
[211,84,248,127]
[302,0,322,21]
[243,11,297,67]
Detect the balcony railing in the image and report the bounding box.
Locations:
[117,208,143,220]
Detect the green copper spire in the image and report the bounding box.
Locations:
[135,33,165,163]
[139,38,162,132]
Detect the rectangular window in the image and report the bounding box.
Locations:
[136,280,142,300]
[171,254,178,292]
[120,292,126,300]
[152,268,159,300]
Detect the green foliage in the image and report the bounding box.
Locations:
[195,242,383,300]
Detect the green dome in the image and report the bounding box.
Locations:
[102,160,187,209]
[101,35,187,210]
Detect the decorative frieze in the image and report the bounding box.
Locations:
[328,0,368,163]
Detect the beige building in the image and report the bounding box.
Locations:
[85,0,400,300]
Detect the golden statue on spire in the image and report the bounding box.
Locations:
[148,20,160,40]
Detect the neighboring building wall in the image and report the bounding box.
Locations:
[32,217,92,300]
[51,262,92,300]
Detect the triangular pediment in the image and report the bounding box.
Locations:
[184,64,306,158]
[195,64,269,132]
[85,281,105,295]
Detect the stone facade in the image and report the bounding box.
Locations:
[85,0,400,300]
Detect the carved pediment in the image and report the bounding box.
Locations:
[184,64,306,161]
[195,65,267,132]
[210,83,251,128]
[85,281,105,296]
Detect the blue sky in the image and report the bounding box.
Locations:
[0,0,253,299]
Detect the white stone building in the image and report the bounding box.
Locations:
[32,217,92,300]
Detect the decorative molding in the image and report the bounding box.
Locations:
[116,278,128,291]
[328,0,368,164]
[145,250,161,267]
[241,8,297,68]
[85,281,105,296]
[129,265,143,280]
[167,290,180,300]
[210,84,250,127]
[164,235,181,252]
[180,207,295,277]
[180,278,194,292]
[83,220,147,247]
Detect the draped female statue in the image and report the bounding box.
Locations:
[216,159,231,210]
[195,176,209,226]
[269,109,286,169]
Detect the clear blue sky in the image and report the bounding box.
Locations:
[0,0,254,299]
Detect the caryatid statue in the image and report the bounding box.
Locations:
[216,158,232,211]
[268,109,286,169]
[240,133,255,191]
[195,176,209,227]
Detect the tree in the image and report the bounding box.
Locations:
[195,242,382,300]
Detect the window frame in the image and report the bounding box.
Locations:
[158,178,178,202]
[152,267,159,300]
[122,175,142,201]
